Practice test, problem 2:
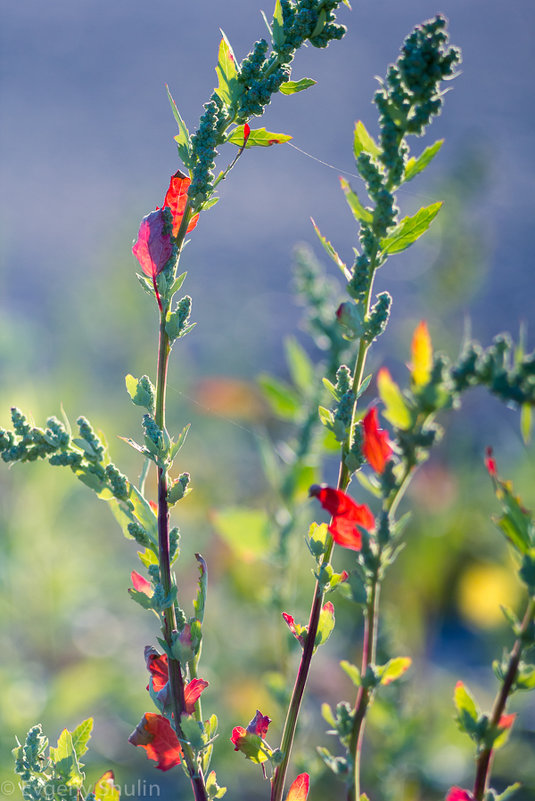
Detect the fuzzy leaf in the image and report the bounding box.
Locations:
[226,126,292,147]
[279,78,316,95]
[403,140,444,182]
[380,202,442,255]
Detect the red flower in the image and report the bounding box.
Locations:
[132,208,174,279]
[445,789,474,801]
[484,446,497,477]
[163,170,199,237]
[286,774,310,801]
[309,485,374,551]
[362,407,393,473]
[128,713,183,771]
[231,710,272,763]
[144,647,208,713]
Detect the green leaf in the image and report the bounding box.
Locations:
[494,481,533,555]
[215,31,240,107]
[355,470,381,498]
[70,718,93,760]
[311,218,351,279]
[128,588,155,610]
[380,202,443,255]
[495,784,522,801]
[321,702,336,727]
[339,177,373,224]
[258,374,301,419]
[212,507,271,559]
[378,657,411,685]
[377,368,411,429]
[105,484,158,548]
[272,0,285,48]
[181,716,205,751]
[226,126,292,148]
[169,423,191,461]
[311,8,327,38]
[169,271,187,296]
[521,402,532,444]
[125,374,155,414]
[95,772,120,801]
[285,337,314,392]
[403,140,444,182]
[193,553,207,624]
[166,84,193,170]
[353,120,381,160]
[454,681,480,734]
[519,549,535,594]
[279,77,316,95]
[50,730,84,787]
[314,601,335,649]
[340,660,361,687]
[318,405,334,428]
[206,770,227,800]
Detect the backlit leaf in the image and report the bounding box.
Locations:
[311,218,351,279]
[377,367,411,429]
[378,656,411,685]
[226,126,292,147]
[71,718,93,760]
[314,601,335,649]
[403,140,443,182]
[353,120,381,159]
[272,0,285,48]
[166,84,193,170]
[380,202,442,255]
[279,78,316,95]
[285,337,314,392]
[410,321,433,386]
[258,374,301,419]
[339,177,373,224]
[215,32,240,107]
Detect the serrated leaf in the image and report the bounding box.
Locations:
[212,507,271,560]
[311,218,351,279]
[279,78,316,95]
[128,588,155,610]
[285,337,314,392]
[215,32,240,107]
[403,140,444,182]
[258,374,301,419]
[206,770,227,800]
[226,126,292,147]
[378,657,411,685]
[377,367,411,429]
[353,120,381,160]
[71,718,93,760]
[380,202,442,255]
[50,730,84,786]
[166,84,193,170]
[340,660,361,687]
[339,177,373,224]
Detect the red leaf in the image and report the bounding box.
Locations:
[144,648,208,712]
[362,407,392,474]
[128,713,183,771]
[309,485,374,551]
[282,612,305,646]
[131,571,152,596]
[231,725,247,751]
[184,677,209,714]
[163,170,199,237]
[243,123,251,146]
[247,709,271,738]
[286,773,310,801]
[498,712,516,730]
[484,446,497,477]
[445,789,474,801]
[132,209,174,278]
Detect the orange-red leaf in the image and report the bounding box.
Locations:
[128,713,182,771]
[286,773,310,801]
[144,648,208,712]
[132,209,174,278]
[131,571,152,596]
[410,320,432,385]
[362,407,392,473]
[184,677,209,714]
[163,170,199,237]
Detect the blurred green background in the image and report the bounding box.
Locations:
[1,1,534,799]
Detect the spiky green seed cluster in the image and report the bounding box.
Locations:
[451,335,535,405]
[77,416,105,460]
[189,94,228,205]
[276,0,346,55]
[142,414,163,449]
[365,292,391,344]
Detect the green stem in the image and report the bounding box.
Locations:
[472,597,535,801]
[154,311,208,801]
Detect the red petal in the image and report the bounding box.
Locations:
[362,407,392,474]
[128,713,182,771]
[286,773,310,801]
[243,123,251,145]
[132,209,173,278]
[131,571,152,596]
[498,713,516,730]
[309,485,374,551]
[246,710,271,738]
[184,678,209,714]
[163,170,199,237]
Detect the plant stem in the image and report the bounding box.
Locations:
[271,278,375,801]
[154,312,208,801]
[472,597,535,801]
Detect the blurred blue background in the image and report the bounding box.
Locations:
[1,1,534,799]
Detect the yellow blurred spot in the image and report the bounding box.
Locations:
[410,320,433,386]
[457,563,519,629]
